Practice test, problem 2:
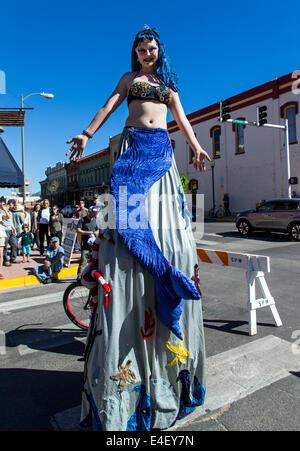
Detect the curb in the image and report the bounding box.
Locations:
[204,217,236,223]
[0,264,79,290]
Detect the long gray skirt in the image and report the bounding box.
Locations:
[80,127,206,431]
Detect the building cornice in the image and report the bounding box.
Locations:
[167,70,298,133]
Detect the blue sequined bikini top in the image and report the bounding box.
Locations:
[127,81,171,106]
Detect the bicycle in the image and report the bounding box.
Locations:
[63,269,111,330]
[63,280,92,331]
[208,204,225,218]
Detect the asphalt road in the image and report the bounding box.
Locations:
[0,221,299,431]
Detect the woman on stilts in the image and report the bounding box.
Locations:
[66,25,210,431]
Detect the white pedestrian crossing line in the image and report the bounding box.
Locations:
[195,239,219,246]
[50,335,300,431]
[0,291,64,314]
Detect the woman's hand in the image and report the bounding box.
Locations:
[66,134,89,161]
[43,260,51,270]
[193,148,211,172]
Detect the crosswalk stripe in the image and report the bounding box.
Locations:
[0,292,64,313]
[50,335,300,431]
[195,239,219,246]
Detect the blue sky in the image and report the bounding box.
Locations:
[0,0,298,195]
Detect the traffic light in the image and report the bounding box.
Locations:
[257,105,268,126]
[289,177,298,185]
[220,99,231,122]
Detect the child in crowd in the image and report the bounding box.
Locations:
[17,224,33,263]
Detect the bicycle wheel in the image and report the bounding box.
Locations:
[216,207,225,218]
[63,282,91,330]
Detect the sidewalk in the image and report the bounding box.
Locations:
[0,247,80,290]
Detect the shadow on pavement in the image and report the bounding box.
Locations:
[216,230,294,243]
[0,368,83,431]
[5,324,87,357]
[203,318,276,336]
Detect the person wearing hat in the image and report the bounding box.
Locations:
[76,206,98,279]
[92,194,105,210]
[34,236,65,284]
[74,200,88,219]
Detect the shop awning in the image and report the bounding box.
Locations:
[0,136,24,187]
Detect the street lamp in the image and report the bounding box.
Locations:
[20,92,54,205]
[210,160,216,215]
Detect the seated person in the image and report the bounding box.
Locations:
[35,236,64,284]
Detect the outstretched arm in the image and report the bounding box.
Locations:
[169,91,211,171]
[66,73,130,161]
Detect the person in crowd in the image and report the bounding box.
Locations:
[73,200,88,251]
[37,199,51,256]
[7,199,16,211]
[73,204,80,218]
[13,204,31,256]
[31,204,40,250]
[17,223,33,263]
[223,192,231,216]
[76,206,98,279]
[50,205,64,244]
[0,197,10,278]
[34,236,64,284]
[77,200,88,219]
[1,198,17,266]
[66,25,210,431]
[13,204,31,235]
[92,193,105,210]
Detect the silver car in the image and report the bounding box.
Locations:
[235,198,300,241]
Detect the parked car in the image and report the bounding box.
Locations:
[61,204,76,217]
[235,198,300,241]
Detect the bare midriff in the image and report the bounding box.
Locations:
[125,100,168,129]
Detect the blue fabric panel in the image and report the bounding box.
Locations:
[126,385,151,431]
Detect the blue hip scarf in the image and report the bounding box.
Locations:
[110,127,200,339]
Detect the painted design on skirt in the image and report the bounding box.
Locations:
[126,385,152,431]
[110,360,136,392]
[165,333,191,367]
[141,307,155,340]
[110,127,200,340]
[176,371,206,420]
